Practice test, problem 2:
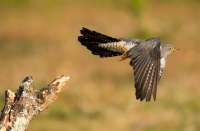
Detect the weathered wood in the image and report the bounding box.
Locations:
[0,75,70,131]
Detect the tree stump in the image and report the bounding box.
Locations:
[0,75,70,131]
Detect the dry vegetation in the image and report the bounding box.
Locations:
[0,0,200,131]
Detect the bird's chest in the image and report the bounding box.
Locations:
[160,58,166,69]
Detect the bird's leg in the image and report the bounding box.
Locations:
[119,45,128,61]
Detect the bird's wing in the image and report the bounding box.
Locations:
[119,38,144,45]
[127,38,161,102]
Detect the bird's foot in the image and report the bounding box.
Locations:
[119,52,128,61]
[119,45,128,61]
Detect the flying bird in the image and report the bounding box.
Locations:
[78,27,179,102]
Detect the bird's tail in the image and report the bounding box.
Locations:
[78,27,122,58]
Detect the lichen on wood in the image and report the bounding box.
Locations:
[0,75,70,131]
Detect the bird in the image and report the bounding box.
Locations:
[78,27,179,102]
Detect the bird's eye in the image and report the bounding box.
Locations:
[168,46,172,50]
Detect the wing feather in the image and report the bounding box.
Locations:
[134,54,150,83]
[146,65,157,101]
[127,38,161,102]
[135,56,151,100]
[140,61,155,101]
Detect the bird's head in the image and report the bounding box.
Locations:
[161,44,180,58]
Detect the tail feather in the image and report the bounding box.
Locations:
[78,27,122,58]
[79,27,120,43]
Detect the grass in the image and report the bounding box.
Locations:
[0,0,200,131]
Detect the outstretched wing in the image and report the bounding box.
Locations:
[127,38,161,102]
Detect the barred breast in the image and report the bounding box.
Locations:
[124,42,137,51]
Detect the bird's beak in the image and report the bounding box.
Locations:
[175,47,180,50]
[173,47,180,50]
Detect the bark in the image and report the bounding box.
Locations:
[0,75,70,131]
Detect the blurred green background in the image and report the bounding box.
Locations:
[0,0,200,131]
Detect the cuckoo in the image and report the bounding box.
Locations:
[78,27,179,102]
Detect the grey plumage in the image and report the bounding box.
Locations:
[78,27,179,102]
[119,38,144,44]
[160,44,177,58]
[127,38,161,101]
